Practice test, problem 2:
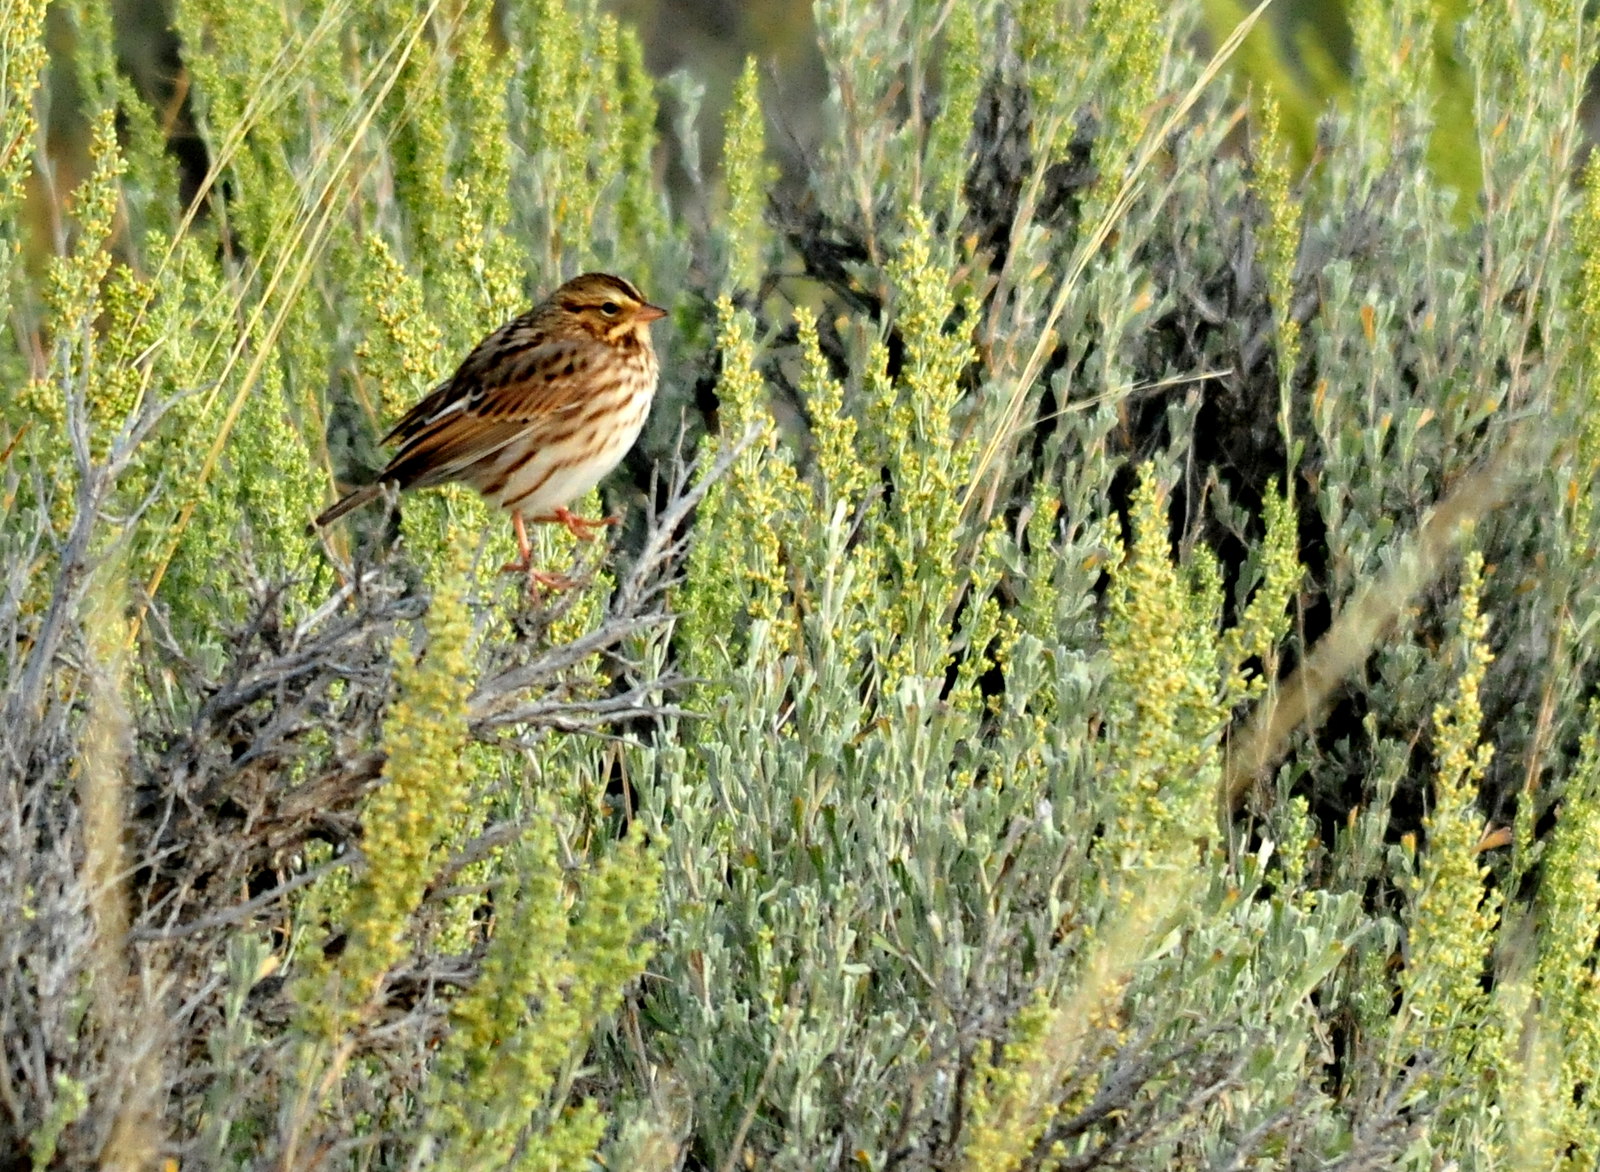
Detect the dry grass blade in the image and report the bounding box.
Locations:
[963,0,1276,524]
[136,0,456,620]
[1222,426,1536,810]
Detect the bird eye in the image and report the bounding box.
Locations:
[600,301,621,317]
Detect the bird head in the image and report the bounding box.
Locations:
[555,272,667,346]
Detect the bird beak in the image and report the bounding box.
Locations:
[637,303,668,323]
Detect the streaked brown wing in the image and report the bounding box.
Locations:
[461,335,597,421]
[376,335,596,489]
[380,378,458,446]
[379,417,538,489]
[382,316,544,445]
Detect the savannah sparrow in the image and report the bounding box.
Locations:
[314,272,666,592]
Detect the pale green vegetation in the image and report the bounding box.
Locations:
[2,0,1599,1168]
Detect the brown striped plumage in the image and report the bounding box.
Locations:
[313,273,665,592]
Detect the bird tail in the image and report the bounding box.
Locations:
[310,483,383,532]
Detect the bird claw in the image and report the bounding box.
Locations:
[529,568,577,592]
[497,557,576,599]
[541,507,619,541]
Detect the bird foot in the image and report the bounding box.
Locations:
[497,558,577,598]
[535,507,619,542]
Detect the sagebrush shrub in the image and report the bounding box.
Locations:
[3,0,1599,1169]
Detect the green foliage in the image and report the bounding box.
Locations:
[1394,548,1501,1113]
[0,0,47,258]
[27,1074,87,1172]
[308,550,477,1031]
[957,466,1302,1171]
[1099,471,1227,863]
[1531,708,1600,1158]
[676,296,800,672]
[1251,94,1304,469]
[1083,0,1163,206]
[429,817,660,1169]
[1017,0,1079,127]
[924,0,981,218]
[722,57,773,294]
